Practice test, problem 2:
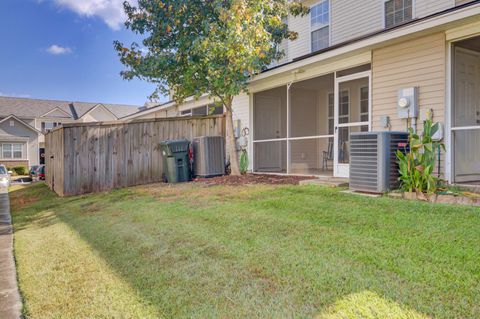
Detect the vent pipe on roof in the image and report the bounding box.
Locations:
[69,103,78,119]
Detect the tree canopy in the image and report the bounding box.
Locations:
[115,0,308,174]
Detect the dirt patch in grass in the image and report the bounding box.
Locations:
[137,182,268,207]
[193,174,315,186]
[9,190,40,211]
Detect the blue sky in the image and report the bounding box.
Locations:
[0,0,163,106]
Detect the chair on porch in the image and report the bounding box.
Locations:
[322,138,334,171]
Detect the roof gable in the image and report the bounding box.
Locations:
[0,96,140,119]
[40,107,73,119]
[0,115,43,134]
[79,104,118,121]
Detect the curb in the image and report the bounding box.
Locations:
[0,188,22,319]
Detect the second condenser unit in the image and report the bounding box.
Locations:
[349,131,409,193]
[192,136,225,177]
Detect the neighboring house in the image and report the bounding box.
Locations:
[124,0,480,185]
[0,97,140,168]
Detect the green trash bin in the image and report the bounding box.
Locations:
[160,139,191,183]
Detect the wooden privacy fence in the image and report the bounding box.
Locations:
[45,115,225,196]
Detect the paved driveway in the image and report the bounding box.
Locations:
[0,186,22,318]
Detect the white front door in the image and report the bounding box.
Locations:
[254,95,283,172]
[334,71,371,178]
[453,47,480,182]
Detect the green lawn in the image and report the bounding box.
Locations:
[10,182,480,318]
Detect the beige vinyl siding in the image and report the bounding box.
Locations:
[372,32,446,176]
[331,0,383,45]
[416,0,454,18]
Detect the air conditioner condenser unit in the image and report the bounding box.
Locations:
[192,136,226,177]
[349,131,409,193]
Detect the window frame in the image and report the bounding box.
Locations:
[310,0,331,53]
[383,0,415,29]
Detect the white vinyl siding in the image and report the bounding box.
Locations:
[331,0,383,45]
[416,0,454,18]
[287,10,311,60]
[280,0,455,62]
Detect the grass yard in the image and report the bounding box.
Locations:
[10,182,480,318]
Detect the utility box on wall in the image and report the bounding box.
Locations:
[397,87,419,119]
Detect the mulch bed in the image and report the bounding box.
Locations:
[193,174,316,186]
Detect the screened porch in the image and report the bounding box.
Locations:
[252,68,370,177]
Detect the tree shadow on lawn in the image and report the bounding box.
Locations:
[10,183,480,318]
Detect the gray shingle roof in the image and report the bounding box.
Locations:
[0,96,140,119]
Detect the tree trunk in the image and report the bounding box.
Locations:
[225,106,241,176]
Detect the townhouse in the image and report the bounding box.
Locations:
[0,97,140,168]
[124,0,480,185]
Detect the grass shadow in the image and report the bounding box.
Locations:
[10,182,480,318]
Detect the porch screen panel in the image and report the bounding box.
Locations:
[254,141,287,173]
[253,87,287,141]
[289,138,332,175]
[337,77,369,165]
[253,87,287,173]
[290,75,333,138]
[453,130,480,182]
[452,43,480,182]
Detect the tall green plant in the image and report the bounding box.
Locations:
[396,117,445,194]
[239,150,248,175]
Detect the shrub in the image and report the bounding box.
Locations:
[396,115,445,194]
[12,166,28,176]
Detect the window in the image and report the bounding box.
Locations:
[13,144,22,158]
[327,91,349,134]
[2,144,12,159]
[327,93,334,135]
[9,120,14,127]
[1,143,23,159]
[192,106,208,116]
[180,110,192,116]
[41,122,61,132]
[180,104,224,117]
[339,90,349,124]
[311,0,330,52]
[385,0,413,29]
[339,90,349,144]
[360,87,369,132]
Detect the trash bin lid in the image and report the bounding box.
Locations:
[160,139,190,153]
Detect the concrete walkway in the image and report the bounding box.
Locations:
[0,186,22,318]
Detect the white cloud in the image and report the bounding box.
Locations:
[52,0,136,30]
[0,92,31,98]
[46,44,72,55]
